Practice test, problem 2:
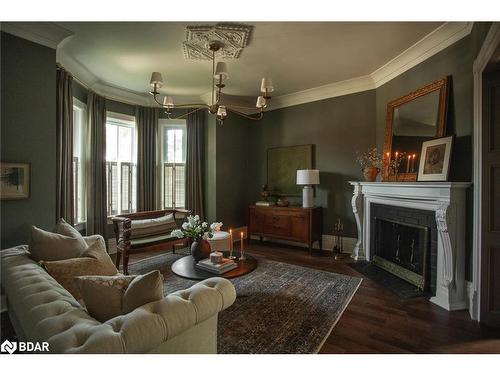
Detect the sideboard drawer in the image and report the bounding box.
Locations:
[264,214,291,236]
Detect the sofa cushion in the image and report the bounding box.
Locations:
[29,225,87,262]
[75,271,163,322]
[129,213,177,239]
[40,238,118,300]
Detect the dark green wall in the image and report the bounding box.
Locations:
[1,32,57,248]
[375,22,492,280]
[246,90,376,237]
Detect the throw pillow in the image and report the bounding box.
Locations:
[40,238,118,300]
[54,218,86,244]
[129,213,177,239]
[29,225,87,262]
[75,270,164,322]
[74,274,136,322]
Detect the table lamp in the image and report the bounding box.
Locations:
[296,169,320,208]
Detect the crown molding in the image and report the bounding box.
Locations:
[268,75,375,111]
[53,21,473,110]
[269,22,473,111]
[370,22,473,87]
[0,22,73,49]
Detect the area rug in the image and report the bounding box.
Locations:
[128,251,362,354]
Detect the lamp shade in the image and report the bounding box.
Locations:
[256,96,267,108]
[150,72,164,87]
[296,169,320,185]
[162,96,174,108]
[217,106,227,117]
[214,62,229,80]
[260,77,274,93]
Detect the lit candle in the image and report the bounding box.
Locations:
[406,154,410,173]
[395,152,399,174]
[229,229,233,251]
[386,152,391,177]
[412,154,416,172]
[240,231,245,261]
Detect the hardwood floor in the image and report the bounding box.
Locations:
[118,240,500,354]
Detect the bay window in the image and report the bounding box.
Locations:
[160,120,187,209]
[106,112,137,216]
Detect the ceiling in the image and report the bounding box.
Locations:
[56,22,446,104]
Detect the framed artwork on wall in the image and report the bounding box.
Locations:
[417,136,454,181]
[1,162,31,200]
[267,144,314,196]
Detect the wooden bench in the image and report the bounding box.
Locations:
[112,209,190,274]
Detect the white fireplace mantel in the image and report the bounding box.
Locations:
[349,181,471,311]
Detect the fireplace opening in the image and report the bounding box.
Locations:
[373,217,430,290]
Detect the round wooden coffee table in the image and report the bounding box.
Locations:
[171,251,257,280]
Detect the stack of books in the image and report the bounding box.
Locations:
[256,200,275,206]
[196,258,237,274]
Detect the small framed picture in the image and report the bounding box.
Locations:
[417,136,454,181]
[1,162,31,200]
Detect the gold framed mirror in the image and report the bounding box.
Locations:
[383,76,450,181]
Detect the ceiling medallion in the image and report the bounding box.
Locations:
[182,23,252,60]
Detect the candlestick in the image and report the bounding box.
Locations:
[229,229,235,260]
[406,154,410,173]
[395,152,399,179]
[239,231,245,261]
[411,154,416,172]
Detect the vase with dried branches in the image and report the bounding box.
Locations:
[356,147,383,182]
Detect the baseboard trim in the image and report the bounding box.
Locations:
[249,233,355,254]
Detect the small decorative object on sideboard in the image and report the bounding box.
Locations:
[356,147,383,182]
[171,216,223,262]
[417,136,454,182]
[333,219,345,260]
[0,162,31,200]
[256,184,275,206]
[276,196,290,207]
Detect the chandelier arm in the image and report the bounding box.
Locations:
[169,106,206,120]
[152,93,208,109]
[226,107,264,121]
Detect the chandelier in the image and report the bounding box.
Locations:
[148,41,274,124]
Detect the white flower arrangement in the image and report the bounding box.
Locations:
[171,215,223,242]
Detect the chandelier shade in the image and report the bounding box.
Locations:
[150,72,164,87]
[214,62,229,80]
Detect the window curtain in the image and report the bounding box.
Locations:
[186,110,205,218]
[136,106,159,211]
[56,67,74,224]
[86,92,107,238]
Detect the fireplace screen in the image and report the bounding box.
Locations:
[373,217,430,290]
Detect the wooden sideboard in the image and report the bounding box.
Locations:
[248,205,322,255]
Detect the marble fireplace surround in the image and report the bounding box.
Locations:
[349,181,471,311]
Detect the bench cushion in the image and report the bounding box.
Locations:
[129,213,177,239]
[130,233,178,248]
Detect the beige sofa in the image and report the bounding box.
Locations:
[0,235,236,354]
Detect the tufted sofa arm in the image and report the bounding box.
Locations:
[1,241,236,354]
